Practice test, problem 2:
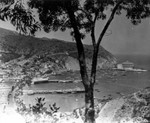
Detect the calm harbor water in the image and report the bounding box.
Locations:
[22,55,150,112]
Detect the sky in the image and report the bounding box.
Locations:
[0,11,150,55]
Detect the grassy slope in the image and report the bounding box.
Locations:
[0,27,116,63]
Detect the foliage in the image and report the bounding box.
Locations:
[17,97,60,116]
[1,0,150,36]
[31,97,60,115]
[0,0,40,35]
[7,74,60,116]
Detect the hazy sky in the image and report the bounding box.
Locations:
[0,11,150,55]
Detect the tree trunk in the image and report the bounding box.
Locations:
[66,3,95,123]
[84,84,95,123]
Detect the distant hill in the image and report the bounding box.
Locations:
[0,27,117,73]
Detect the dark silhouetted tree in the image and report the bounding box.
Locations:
[1,0,150,122]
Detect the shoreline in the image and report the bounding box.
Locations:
[24,88,85,95]
[113,68,148,72]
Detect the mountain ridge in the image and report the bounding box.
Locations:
[0,27,117,75]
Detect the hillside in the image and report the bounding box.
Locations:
[0,27,117,78]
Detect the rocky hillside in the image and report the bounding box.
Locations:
[0,27,116,77]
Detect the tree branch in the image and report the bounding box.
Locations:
[90,0,124,85]
[97,0,124,47]
[91,10,99,48]
[78,7,93,23]
[91,25,96,47]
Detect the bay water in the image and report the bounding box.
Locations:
[20,55,150,112]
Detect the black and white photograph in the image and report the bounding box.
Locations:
[0,0,150,123]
